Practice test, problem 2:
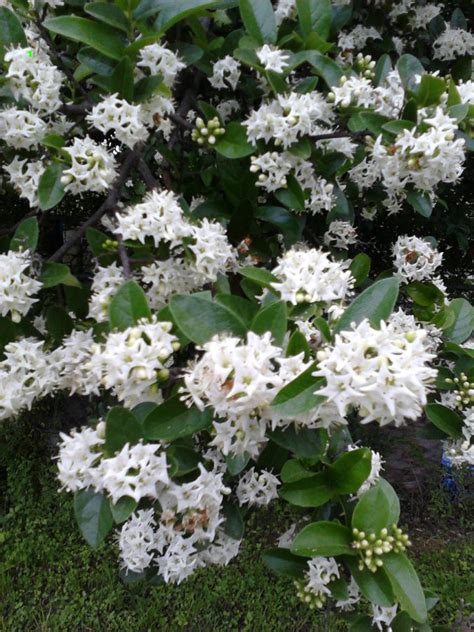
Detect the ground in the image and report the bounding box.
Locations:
[0,404,472,631]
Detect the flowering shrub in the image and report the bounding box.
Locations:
[0,0,473,628]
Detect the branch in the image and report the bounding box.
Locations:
[168,112,193,131]
[117,235,132,278]
[138,159,159,191]
[310,129,369,142]
[48,148,141,262]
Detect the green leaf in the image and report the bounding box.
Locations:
[415,74,446,107]
[352,479,401,534]
[296,0,332,39]
[10,217,39,253]
[255,206,304,246]
[43,16,126,60]
[424,404,464,439]
[214,121,254,159]
[77,47,116,75]
[40,262,82,289]
[38,164,66,211]
[271,427,328,460]
[382,120,416,135]
[263,548,308,578]
[105,407,143,455]
[215,294,257,327]
[397,55,425,93]
[443,298,474,343]
[226,452,250,476]
[279,472,333,507]
[291,521,354,557]
[167,445,201,477]
[327,448,372,494]
[271,364,325,419]
[239,0,276,45]
[406,191,432,218]
[327,186,354,223]
[406,282,444,307]
[281,459,314,483]
[46,305,74,341]
[110,56,134,101]
[374,53,392,86]
[250,301,287,346]
[275,174,306,211]
[84,2,129,32]
[109,281,151,330]
[239,266,278,289]
[291,50,342,87]
[335,277,400,333]
[110,496,137,524]
[286,330,310,358]
[222,503,244,540]
[143,396,212,441]
[345,557,395,607]
[74,489,114,548]
[134,75,163,102]
[0,7,26,55]
[169,294,246,344]
[86,227,109,256]
[349,253,371,287]
[383,553,428,623]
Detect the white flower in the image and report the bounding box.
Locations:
[4,158,45,207]
[348,445,384,497]
[54,329,102,396]
[392,235,443,283]
[336,577,361,611]
[256,45,290,73]
[182,332,283,418]
[156,534,201,584]
[236,468,280,506]
[410,3,441,30]
[56,426,104,492]
[62,136,117,195]
[88,263,126,322]
[338,26,381,51]
[198,530,241,566]
[372,604,398,631]
[275,0,296,25]
[94,316,177,407]
[87,94,148,148]
[433,25,474,60]
[137,43,185,87]
[115,189,192,248]
[305,557,340,597]
[209,415,268,460]
[118,509,157,573]
[250,151,293,192]
[188,219,237,283]
[0,108,46,149]
[142,258,203,309]
[209,56,241,90]
[314,319,437,427]
[98,442,169,504]
[270,247,354,306]
[0,250,41,320]
[5,46,64,114]
[324,221,358,250]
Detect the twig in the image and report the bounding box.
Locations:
[117,235,132,278]
[138,159,159,191]
[48,148,141,262]
[310,129,369,142]
[168,112,193,131]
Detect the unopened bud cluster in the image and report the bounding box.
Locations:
[294,579,328,610]
[192,117,225,146]
[354,53,376,79]
[103,238,119,251]
[445,373,474,408]
[352,525,412,572]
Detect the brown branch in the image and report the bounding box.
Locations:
[310,129,369,142]
[168,112,193,131]
[48,148,141,262]
[138,159,159,191]
[117,236,132,278]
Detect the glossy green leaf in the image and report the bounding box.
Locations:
[263,548,308,578]
[335,277,400,333]
[352,479,401,534]
[291,521,354,557]
[222,503,245,540]
[169,294,246,344]
[105,407,143,455]
[84,2,129,32]
[349,253,371,287]
[345,557,395,607]
[110,496,137,524]
[291,50,342,87]
[397,55,425,93]
[280,459,314,483]
[226,452,250,476]
[0,7,26,55]
[383,553,428,623]
[250,301,287,345]
[167,445,201,477]
[406,191,432,218]
[424,404,464,439]
[271,426,328,460]
[255,206,304,246]
[74,489,114,548]
[443,298,474,343]
[77,47,116,75]
[46,305,74,341]
[416,74,446,107]
[239,266,278,289]
[274,175,306,211]
[40,262,81,289]
[214,121,254,159]
[327,448,372,494]
[143,396,212,441]
[296,0,332,39]
[239,0,276,45]
[109,281,151,330]
[279,472,333,507]
[10,217,39,253]
[110,56,134,101]
[271,364,325,419]
[43,16,126,60]
[38,164,66,211]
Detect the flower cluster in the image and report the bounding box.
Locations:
[0,250,41,321]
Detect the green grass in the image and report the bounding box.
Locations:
[0,408,472,631]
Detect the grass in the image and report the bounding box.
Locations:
[0,406,472,631]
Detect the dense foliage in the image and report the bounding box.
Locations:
[0,0,473,629]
